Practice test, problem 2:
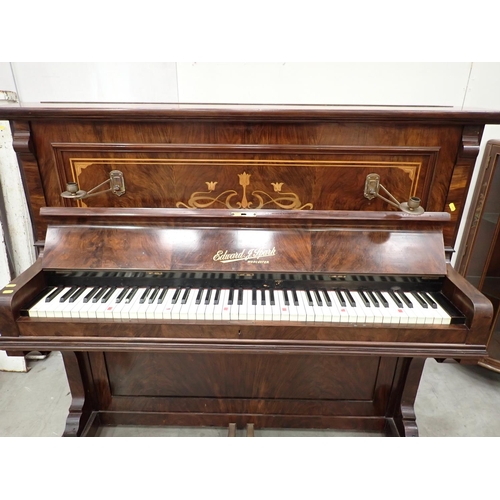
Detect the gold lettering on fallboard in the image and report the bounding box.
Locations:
[213,247,277,263]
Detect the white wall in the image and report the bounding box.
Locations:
[1,62,500,371]
[176,62,474,106]
[11,63,178,103]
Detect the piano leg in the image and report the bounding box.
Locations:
[384,357,426,437]
[61,351,99,437]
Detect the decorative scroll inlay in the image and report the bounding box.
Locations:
[176,172,313,210]
[65,157,423,208]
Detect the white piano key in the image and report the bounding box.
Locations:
[434,300,452,325]
[246,289,256,321]
[171,288,189,320]
[214,289,229,321]
[63,288,91,318]
[111,292,132,320]
[410,293,435,324]
[308,290,326,322]
[270,291,282,321]
[380,291,408,324]
[276,290,290,322]
[76,291,100,319]
[28,289,57,318]
[154,288,178,320]
[230,289,239,321]
[328,291,350,323]
[48,287,79,318]
[179,287,199,320]
[120,288,146,320]
[314,290,333,322]
[285,290,300,321]
[293,291,307,322]
[262,290,273,321]
[350,291,374,324]
[422,293,451,325]
[93,288,122,319]
[238,289,250,321]
[297,290,316,322]
[221,289,232,321]
[204,289,217,320]
[320,291,339,323]
[132,289,158,319]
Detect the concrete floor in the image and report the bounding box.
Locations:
[1,352,500,437]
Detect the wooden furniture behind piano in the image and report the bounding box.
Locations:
[1,104,500,437]
[456,140,500,372]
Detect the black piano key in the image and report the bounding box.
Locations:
[388,290,403,308]
[115,287,129,304]
[157,287,168,304]
[204,288,213,305]
[237,287,243,306]
[269,289,276,306]
[213,288,221,305]
[45,286,64,303]
[171,287,182,304]
[260,289,266,306]
[366,291,379,307]
[92,286,109,302]
[83,286,99,303]
[101,286,116,303]
[252,288,257,306]
[320,289,332,307]
[358,290,370,307]
[228,288,234,305]
[305,290,314,306]
[344,290,356,307]
[335,290,346,307]
[92,287,107,303]
[411,291,428,308]
[59,286,78,303]
[139,287,152,304]
[421,292,438,309]
[195,288,204,305]
[126,287,138,303]
[68,287,86,303]
[313,289,323,306]
[397,290,413,308]
[375,291,389,308]
[181,288,191,304]
[148,287,160,304]
[283,289,290,306]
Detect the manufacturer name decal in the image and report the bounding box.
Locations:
[213,247,277,264]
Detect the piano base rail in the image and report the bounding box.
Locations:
[77,412,407,437]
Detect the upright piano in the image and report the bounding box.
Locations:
[1,104,500,436]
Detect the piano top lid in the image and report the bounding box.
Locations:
[40,208,450,276]
[2,102,500,124]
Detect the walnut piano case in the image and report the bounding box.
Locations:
[1,104,500,437]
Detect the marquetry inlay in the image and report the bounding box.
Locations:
[176,171,313,210]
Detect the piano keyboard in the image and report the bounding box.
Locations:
[26,285,454,324]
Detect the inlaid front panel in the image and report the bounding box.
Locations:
[52,145,437,214]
